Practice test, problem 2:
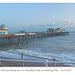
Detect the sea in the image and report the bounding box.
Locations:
[0,31,75,66]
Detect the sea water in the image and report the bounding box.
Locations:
[0,31,75,66]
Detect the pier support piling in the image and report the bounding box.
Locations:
[18,37,20,44]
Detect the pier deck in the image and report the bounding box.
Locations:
[0,31,69,45]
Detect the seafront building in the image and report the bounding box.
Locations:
[0,24,8,34]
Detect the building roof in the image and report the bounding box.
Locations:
[0,24,7,28]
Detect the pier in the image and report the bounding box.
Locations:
[0,31,69,45]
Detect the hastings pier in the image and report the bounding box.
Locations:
[0,31,69,45]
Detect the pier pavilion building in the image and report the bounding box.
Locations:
[0,24,8,34]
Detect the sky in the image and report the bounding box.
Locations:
[0,3,75,32]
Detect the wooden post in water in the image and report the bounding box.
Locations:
[25,36,26,40]
[8,37,10,45]
[6,37,7,44]
[41,34,42,38]
[1,38,2,44]
[18,37,20,44]
[21,53,24,67]
[9,38,11,44]
[22,36,24,41]
[26,36,28,40]
[28,35,30,40]
[33,35,35,41]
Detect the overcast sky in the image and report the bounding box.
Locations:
[0,3,75,32]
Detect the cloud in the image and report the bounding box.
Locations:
[8,20,75,33]
[46,21,75,28]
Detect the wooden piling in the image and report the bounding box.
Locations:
[8,38,10,44]
[18,37,20,44]
[23,36,24,41]
[10,37,11,44]
[25,36,26,40]
[1,38,2,44]
[6,38,7,44]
